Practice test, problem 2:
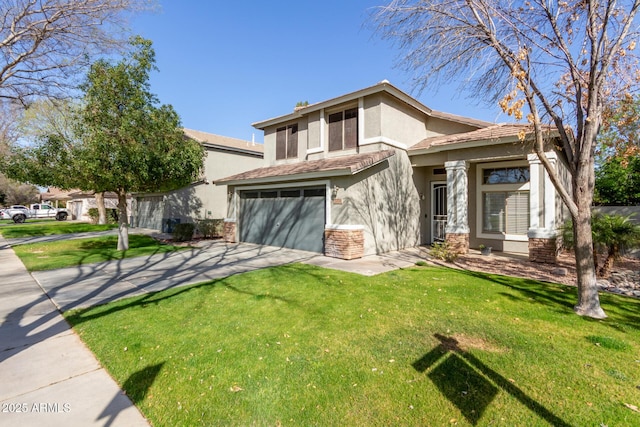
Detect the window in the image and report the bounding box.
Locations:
[483,191,530,234]
[276,124,298,160]
[328,107,357,152]
[479,164,530,237]
[483,167,530,184]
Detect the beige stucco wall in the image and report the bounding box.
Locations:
[424,116,479,136]
[307,111,321,151]
[378,93,428,147]
[330,149,421,256]
[142,148,263,228]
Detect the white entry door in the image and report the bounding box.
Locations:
[431,182,447,242]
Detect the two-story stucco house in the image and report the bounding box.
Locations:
[217,81,569,262]
[132,129,264,231]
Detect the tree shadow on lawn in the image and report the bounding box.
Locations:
[65,273,302,327]
[2,242,315,366]
[413,333,573,427]
[457,268,640,332]
[97,362,164,427]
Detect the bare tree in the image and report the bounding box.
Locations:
[0,173,39,205]
[374,0,640,319]
[0,0,153,106]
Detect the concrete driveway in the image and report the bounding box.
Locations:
[31,241,319,311]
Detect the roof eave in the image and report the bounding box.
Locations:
[216,168,354,187]
[201,142,264,157]
[408,136,529,156]
[252,81,433,130]
[217,152,394,186]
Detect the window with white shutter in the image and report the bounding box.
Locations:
[479,164,530,237]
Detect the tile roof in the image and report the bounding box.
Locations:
[428,110,493,128]
[216,151,395,185]
[409,123,556,152]
[183,128,264,155]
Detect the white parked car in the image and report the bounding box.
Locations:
[0,204,69,223]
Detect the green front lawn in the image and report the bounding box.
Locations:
[65,264,640,426]
[14,235,188,271]
[0,221,117,238]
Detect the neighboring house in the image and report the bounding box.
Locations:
[66,191,129,221]
[131,129,264,231]
[40,187,72,207]
[217,81,570,262]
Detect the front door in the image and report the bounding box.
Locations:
[431,182,447,242]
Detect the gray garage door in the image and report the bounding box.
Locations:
[135,196,164,230]
[239,187,325,253]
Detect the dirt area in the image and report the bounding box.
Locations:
[448,249,640,298]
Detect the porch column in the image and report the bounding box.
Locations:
[444,160,469,254]
[527,153,559,263]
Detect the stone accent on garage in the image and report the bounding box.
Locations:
[223,219,236,243]
[324,225,365,260]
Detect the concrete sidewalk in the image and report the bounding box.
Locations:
[0,236,149,427]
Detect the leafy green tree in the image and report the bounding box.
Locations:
[595,156,640,206]
[75,37,204,250]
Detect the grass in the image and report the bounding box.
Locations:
[0,221,117,238]
[13,235,188,271]
[65,264,640,426]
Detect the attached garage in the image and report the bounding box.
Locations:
[216,151,396,258]
[134,196,164,230]
[239,187,326,253]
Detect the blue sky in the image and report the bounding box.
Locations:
[131,1,507,143]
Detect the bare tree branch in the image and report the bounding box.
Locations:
[0,0,154,105]
[373,0,640,319]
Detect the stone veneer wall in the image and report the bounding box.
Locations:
[223,221,236,243]
[529,237,558,264]
[324,228,364,260]
[445,233,469,254]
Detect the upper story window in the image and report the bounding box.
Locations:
[276,124,298,160]
[328,107,357,152]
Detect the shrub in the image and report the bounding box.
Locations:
[88,208,99,224]
[88,208,118,224]
[561,212,640,276]
[173,223,195,242]
[429,241,459,262]
[197,218,223,238]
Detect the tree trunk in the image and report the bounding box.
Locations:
[95,191,107,224]
[572,145,607,318]
[116,190,129,251]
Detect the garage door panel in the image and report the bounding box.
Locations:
[239,189,325,253]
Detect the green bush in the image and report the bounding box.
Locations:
[429,241,459,262]
[88,208,119,224]
[173,223,195,242]
[197,219,223,238]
